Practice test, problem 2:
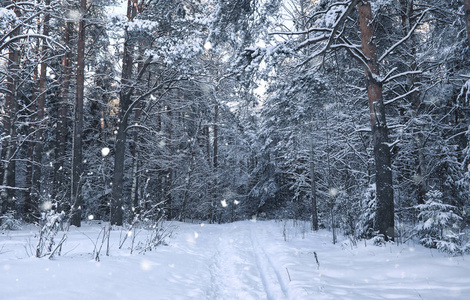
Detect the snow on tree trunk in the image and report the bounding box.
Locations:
[70,0,87,227]
[310,141,318,231]
[32,0,51,214]
[54,20,73,207]
[358,0,394,240]
[1,6,21,214]
[465,0,470,50]
[111,0,138,226]
[399,0,425,205]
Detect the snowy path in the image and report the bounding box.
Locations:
[207,223,292,299]
[208,224,265,299]
[2,220,470,299]
[249,225,290,299]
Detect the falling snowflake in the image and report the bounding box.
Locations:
[101,147,110,157]
[140,260,152,271]
[41,201,52,211]
[68,10,81,22]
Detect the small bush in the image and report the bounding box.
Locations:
[35,210,67,258]
[0,211,21,231]
[372,233,386,246]
[415,190,464,255]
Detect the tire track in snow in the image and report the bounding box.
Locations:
[249,223,290,300]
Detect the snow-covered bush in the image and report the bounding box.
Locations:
[356,184,376,239]
[372,234,387,246]
[0,211,21,231]
[137,218,173,253]
[35,210,67,258]
[116,202,172,254]
[415,190,464,255]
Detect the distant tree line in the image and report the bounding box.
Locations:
[1,0,470,251]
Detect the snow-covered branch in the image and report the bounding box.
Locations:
[384,87,419,105]
[295,0,359,56]
[382,70,422,84]
[378,8,430,63]
[0,34,66,52]
[269,27,332,36]
[294,34,329,50]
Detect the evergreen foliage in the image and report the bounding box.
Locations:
[0,0,469,250]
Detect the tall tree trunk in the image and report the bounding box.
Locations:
[465,0,470,50]
[70,0,87,227]
[111,0,138,225]
[204,125,211,165]
[213,105,218,170]
[358,1,394,240]
[210,104,218,224]
[310,140,318,231]
[53,20,73,207]
[32,0,51,212]
[24,65,38,220]
[399,0,425,205]
[164,105,173,219]
[204,125,211,221]
[130,48,144,218]
[130,101,142,218]
[1,7,21,214]
[24,134,35,219]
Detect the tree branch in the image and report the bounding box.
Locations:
[379,8,430,62]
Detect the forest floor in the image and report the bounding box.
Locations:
[1,219,470,300]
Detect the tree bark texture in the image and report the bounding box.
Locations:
[358,1,394,240]
[310,141,318,231]
[70,0,87,227]
[32,0,51,213]
[130,48,144,218]
[399,0,425,205]
[465,0,470,50]
[54,20,73,205]
[165,106,173,219]
[24,63,39,220]
[210,104,219,224]
[111,0,138,225]
[1,7,21,214]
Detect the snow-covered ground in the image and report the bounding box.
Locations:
[1,220,469,300]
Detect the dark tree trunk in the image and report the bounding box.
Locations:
[399,0,425,205]
[130,49,144,218]
[111,0,138,225]
[53,20,73,206]
[1,7,21,214]
[210,105,218,224]
[204,124,211,221]
[24,66,38,220]
[32,0,50,211]
[213,105,218,170]
[70,0,87,227]
[24,133,35,219]
[310,141,318,231]
[358,0,394,240]
[465,0,470,50]
[165,106,173,219]
[130,103,141,217]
